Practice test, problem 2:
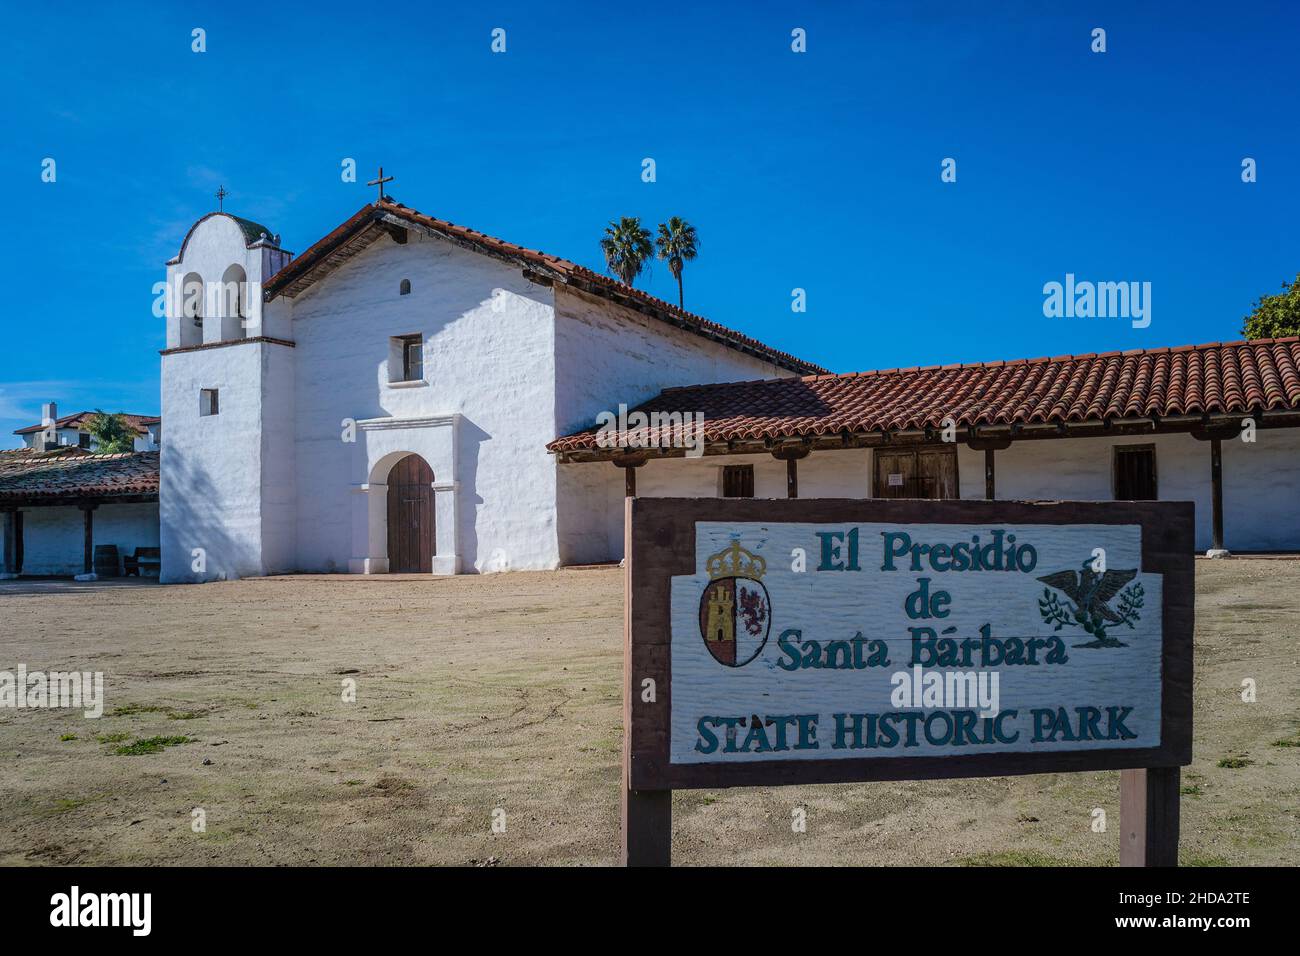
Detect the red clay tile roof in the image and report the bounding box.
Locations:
[548,337,1300,453]
[13,411,156,436]
[262,198,824,375]
[0,449,159,502]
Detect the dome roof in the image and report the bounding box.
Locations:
[167,212,279,265]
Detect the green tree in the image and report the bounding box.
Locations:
[599,216,653,287]
[655,216,699,309]
[85,410,135,454]
[1242,273,1300,339]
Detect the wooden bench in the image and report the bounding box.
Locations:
[122,546,161,577]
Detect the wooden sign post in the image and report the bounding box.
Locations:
[622,498,1194,867]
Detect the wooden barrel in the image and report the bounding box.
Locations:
[93,544,120,577]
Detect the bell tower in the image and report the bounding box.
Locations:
[158,195,297,582]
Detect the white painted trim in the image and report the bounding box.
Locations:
[356,413,461,430]
[351,414,462,574]
[385,379,429,389]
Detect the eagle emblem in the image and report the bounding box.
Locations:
[1037,560,1145,648]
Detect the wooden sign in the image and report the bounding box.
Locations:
[622,498,1194,866]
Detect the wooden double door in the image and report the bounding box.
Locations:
[873,445,959,499]
[387,454,434,573]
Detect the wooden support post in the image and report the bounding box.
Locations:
[614,455,647,499]
[1120,767,1181,866]
[14,511,22,574]
[2,510,15,575]
[79,503,98,575]
[772,446,810,499]
[621,785,672,866]
[967,437,1010,502]
[1210,437,1224,552]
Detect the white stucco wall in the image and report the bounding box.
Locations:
[159,341,289,582]
[551,288,801,565]
[287,231,560,574]
[2,503,158,576]
[961,428,1300,552]
[569,427,1300,560]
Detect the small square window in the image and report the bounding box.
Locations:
[1114,444,1156,500]
[200,388,220,417]
[722,464,754,498]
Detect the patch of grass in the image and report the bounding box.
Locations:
[1217,756,1253,769]
[1270,736,1300,748]
[109,703,169,717]
[956,850,1074,867]
[343,779,363,786]
[110,703,205,721]
[1185,854,1231,867]
[59,733,78,742]
[51,797,90,813]
[113,735,195,756]
[95,732,131,744]
[1181,784,1203,796]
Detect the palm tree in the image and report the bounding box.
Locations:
[600,217,653,287]
[656,217,698,309]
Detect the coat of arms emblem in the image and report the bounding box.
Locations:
[698,540,771,667]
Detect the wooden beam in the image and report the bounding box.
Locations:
[1210,437,1225,552]
[1120,767,1181,866]
[966,436,1013,452]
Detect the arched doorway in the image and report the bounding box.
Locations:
[386,454,434,573]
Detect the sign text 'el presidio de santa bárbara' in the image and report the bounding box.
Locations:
[624,498,1192,795]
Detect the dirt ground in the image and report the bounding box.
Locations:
[0,561,1296,867]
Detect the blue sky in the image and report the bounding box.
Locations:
[2,0,1297,444]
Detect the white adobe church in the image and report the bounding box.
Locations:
[5,190,1298,582]
[155,194,813,583]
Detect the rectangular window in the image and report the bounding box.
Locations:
[1114,444,1156,500]
[394,334,423,382]
[200,388,220,417]
[78,433,91,449]
[721,464,755,498]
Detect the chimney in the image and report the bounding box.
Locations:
[36,402,57,452]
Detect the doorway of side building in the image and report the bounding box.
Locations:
[873,445,959,499]
[386,453,435,573]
